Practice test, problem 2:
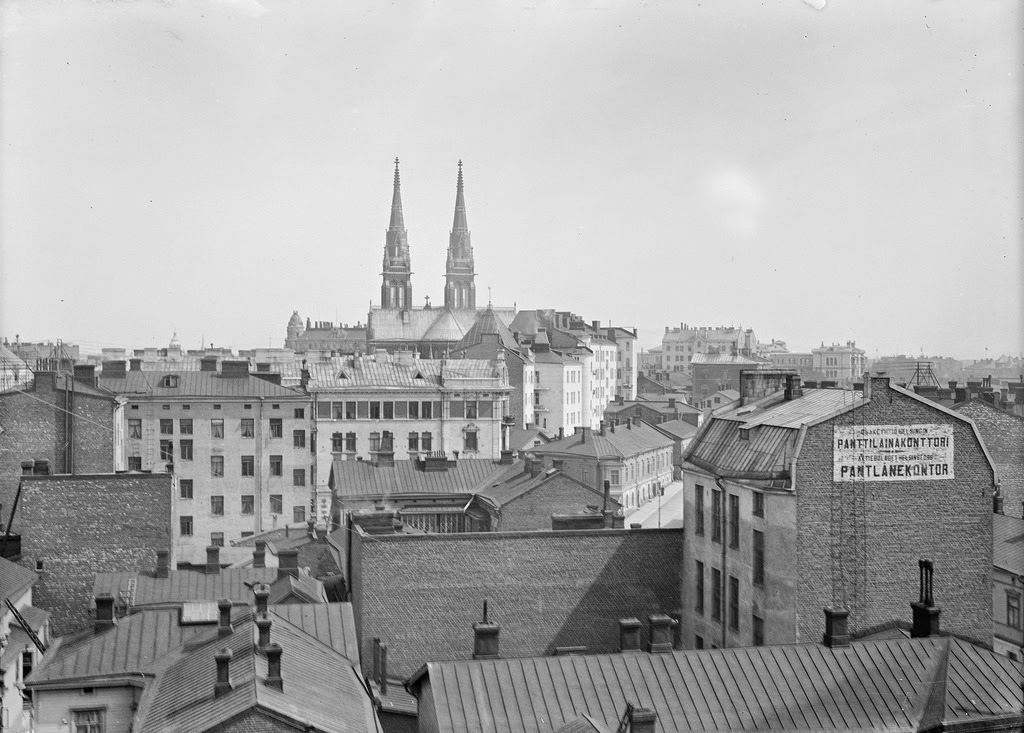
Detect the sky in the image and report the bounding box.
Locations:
[1,0,1020,359]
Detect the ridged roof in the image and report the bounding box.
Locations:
[530,421,672,460]
[98,371,305,399]
[684,420,797,481]
[306,355,503,391]
[456,307,517,351]
[330,458,518,498]
[369,306,517,343]
[423,310,469,342]
[94,567,285,607]
[410,637,1024,733]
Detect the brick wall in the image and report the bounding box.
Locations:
[350,527,683,677]
[496,475,616,531]
[208,710,296,733]
[953,399,1024,519]
[19,473,174,635]
[795,379,995,645]
[0,375,117,518]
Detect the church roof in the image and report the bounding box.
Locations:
[456,307,516,351]
[369,306,516,344]
[422,309,469,342]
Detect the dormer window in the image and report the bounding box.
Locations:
[739,428,750,441]
[162,375,179,388]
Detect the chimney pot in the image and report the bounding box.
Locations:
[646,614,676,653]
[206,545,221,574]
[155,550,169,578]
[254,583,270,615]
[217,599,232,636]
[214,648,233,698]
[265,643,283,691]
[278,549,299,580]
[472,601,500,659]
[256,614,272,649]
[911,558,941,638]
[618,617,641,652]
[822,606,850,648]
[628,708,657,733]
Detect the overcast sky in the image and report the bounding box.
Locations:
[1,0,1020,359]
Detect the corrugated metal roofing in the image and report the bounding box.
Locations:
[691,352,768,366]
[331,458,518,498]
[530,422,673,460]
[98,371,305,398]
[93,567,280,607]
[993,512,1024,574]
[684,420,797,480]
[726,389,865,429]
[413,638,1023,733]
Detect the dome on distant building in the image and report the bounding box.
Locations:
[288,311,303,329]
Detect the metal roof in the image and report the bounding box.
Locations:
[370,307,517,343]
[530,422,673,460]
[307,355,502,391]
[93,567,281,607]
[269,602,360,664]
[684,419,797,481]
[410,637,1024,733]
[331,458,518,498]
[993,513,1024,574]
[0,557,37,607]
[723,389,865,429]
[98,371,306,399]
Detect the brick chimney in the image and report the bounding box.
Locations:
[618,618,641,652]
[129,358,143,371]
[20,460,34,476]
[214,648,233,698]
[822,606,850,648]
[73,364,96,387]
[911,559,941,638]
[200,356,219,372]
[265,643,283,691]
[646,614,676,653]
[253,540,266,569]
[206,545,221,574]
[218,599,232,636]
[472,601,500,659]
[254,583,269,615]
[628,707,657,733]
[256,614,271,649]
[102,360,127,379]
[155,550,169,578]
[277,549,299,580]
[784,374,803,401]
[95,594,116,633]
[530,458,543,479]
[221,360,250,378]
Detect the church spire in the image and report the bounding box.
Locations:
[445,159,475,311]
[381,157,412,310]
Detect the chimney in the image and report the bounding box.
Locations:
[558,427,564,440]
[206,545,221,574]
[668,397,675,409]
[256,614,271,649]
[616,394,624,405]
[911,559,941,637]
[372,638,382,682]
[155,550,169,578]
[948,381,958,391]
[95,595,116,633]
[581,427,591,444]
[994,492,1004,514]
[253,540,266,569]
[278,549,299,580]
[20,460,34,476]
[379,644,389,695]
[32,459,50,475]
[646,614,676,653]
[784,374,803,401]
[73,364,96,386]
[472,601,500,659]
[618,617,641,651]
[254,583,269,614]
[265,643,283,691]
[102,360,127,379]
[821,606,850,648]
[218,599,232,636]
[955,387,967,403]
[530,458,543,478]
[599,421,605,436]
[628,708,657,733]
[214,648,233,698]
[129,358,143,371]
[221,360,250,378]
[200,356,219,372]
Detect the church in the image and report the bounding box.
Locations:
[286,159,515,357]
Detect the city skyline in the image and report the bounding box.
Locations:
[0,1,1020,360]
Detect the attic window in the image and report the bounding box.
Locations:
[414,372,425,380]
[338,371,349,380]
[162,375,179,388]
[739,428,750,441]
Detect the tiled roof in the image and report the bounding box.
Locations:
[994,513,1024,574]
[0,557,36,607]
[307,356,501,391]
[331,458,520,499]
[409,637,1024,733]
[530,422,672,460]
[98,371,305,399]
[94,568,281,608]
[134,612,380,733]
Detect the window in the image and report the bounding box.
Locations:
[711,489,722,543]
[74,710,103,733]
[695,485,705,536]
[270,495,283,515]
[159,440,174,462]
[345,433,357,452]
[293,469,306,487]
[162,375,179,388]
[128,456,142,471]
[180,440,193,460]
[463,430,478,452]
[293,506,306,523]
[244,404,252,410]
[369,402,381,419]
[610,470,620,485]
[420,432,432,452]
[345,402,356,420]
[179,419,193,435]
[210,495,224,515]
[293,430,305,448]
[294,408,305,419]
[331,402,344,420]
[753,615,765,646]
[381,431,394,451]
[421,401,432,419]
[211,455,224,477]
[729,495,740,550]
[729,576,739,631]
[695,561,704,615]
[1008,592,1021,629]
[408,432,419,451]
[210,532,224,548]
[753,530,765,586]
[369,432,381,451]
[241,418,255,438]
[450,401,464,419]
[211,419,224,438]
[408,401,419,420]
[180,516,193,536]
[128,419,142,439]
[711,568,722,622]
[383,401,394,419]
[241,455,254,477]
[213,404,221,410]
[160,419,173,435]
[270,418,283,438]
[270,455,283,476]
[753,491,765,518]
[241,495,254,515]
[332,433,344,452]
[180,479,193,499]
[466,401,478,419]
[694,635,704,650]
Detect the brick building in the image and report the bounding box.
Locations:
[953,397,1024,519]
[0,370,123,518]
[98,360,314,565]
[661,324,759,373]
[690,351,770,406]
[680,374,998,650]
[347,525,683,678]
[17,472,175,636]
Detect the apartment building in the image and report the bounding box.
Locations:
[661,324,759,373]
[99,359,313,566]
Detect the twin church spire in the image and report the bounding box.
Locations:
[380,159,476,311]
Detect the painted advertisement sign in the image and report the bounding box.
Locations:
[833,423,954,481]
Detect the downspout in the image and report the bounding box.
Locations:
[310,391,318,527]
[715,476,727,649]
[256,397,265,534]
